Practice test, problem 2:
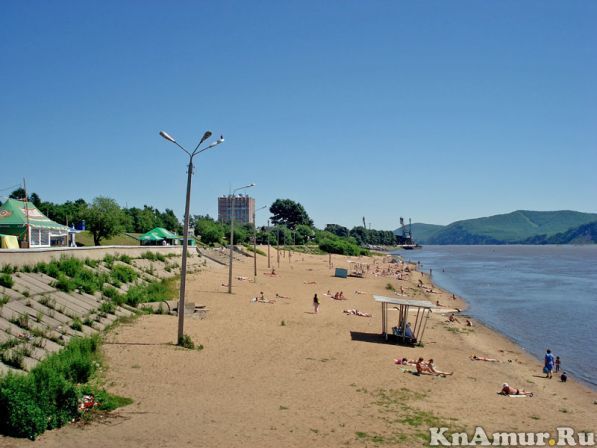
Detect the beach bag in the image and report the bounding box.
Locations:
[543,366,550,374]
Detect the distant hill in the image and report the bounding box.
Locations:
[521,221,597,244]
[393,223,444,244]
[395,211,597,245]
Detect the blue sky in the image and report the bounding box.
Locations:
[1,1,595,229]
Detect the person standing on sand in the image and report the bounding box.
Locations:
[313,293,320,314]
[555,356,561,373]
[544,349,555,379]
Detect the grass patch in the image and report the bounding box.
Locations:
[177,334,195,349]
[140,251,166,262]
[73,231,139,247]
[118,278,177,307]
[0,273,14,289]
[70,317,83,332]
[0,335,131,440]
[385,283,395,291]
[353,387,463,445]
[111,264,137,284]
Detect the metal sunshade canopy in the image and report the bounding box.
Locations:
[374,295,434,345]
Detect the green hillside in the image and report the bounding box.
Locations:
[427,210,597,245]
[394,223,444,244]
[522,221,597,244]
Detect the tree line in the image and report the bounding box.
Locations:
[2,191,403,254]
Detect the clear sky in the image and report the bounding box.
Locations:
[1,1,595,229]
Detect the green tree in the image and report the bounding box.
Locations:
[9,188,26,200]
[160,209,182,234]
[324,224,349,238]
[295,224,315,244]
[85,197,125,246]
[269,199,313,229]
[195,218,225,245]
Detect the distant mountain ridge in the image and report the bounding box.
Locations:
[394,210,597,245]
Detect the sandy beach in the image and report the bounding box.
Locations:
[2,248,595,448]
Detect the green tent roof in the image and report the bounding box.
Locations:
[0,199,69,231]
[138,227,179,241]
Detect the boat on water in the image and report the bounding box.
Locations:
[401,243,422,250]
[399,217,422,249]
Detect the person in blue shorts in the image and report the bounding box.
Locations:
[544,349,555,379]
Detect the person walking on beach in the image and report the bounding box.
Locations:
[544,349,555,379]
[555,356,561,373]
[313,293,320,314]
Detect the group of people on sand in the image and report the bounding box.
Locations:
[544,349,566,382]
[415,358,453,377]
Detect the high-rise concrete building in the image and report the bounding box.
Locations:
[218,195,255,224]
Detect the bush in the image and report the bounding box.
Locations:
[0,374,47,439]
[0,335,122,440]
[52,273,76,292]
[122,279,176,307]
[178,334,195,349]
[103,254,115,268]
[57,257,84,278]
[118,255,132,264]
[0,273,14,289]
[318,237,368,256]
[99,301,116,314]
[1,265,15,274]
[111,265,137,284]
[70,318,83,332]
[45,262,61,279]
[102,285,123,304]
[140,251,166,262]
[84,258,99,268]
[73,269,106,295]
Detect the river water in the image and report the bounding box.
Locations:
[391,245,597,389]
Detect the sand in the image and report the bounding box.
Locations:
[2,249,595,447]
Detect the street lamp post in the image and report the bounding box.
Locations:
[253,205,267,279]
[228,183,255,294]
[159,130,224,344]
[267,219,271,269]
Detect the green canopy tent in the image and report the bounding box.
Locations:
[0,199,69,248]
[137,227,195,246]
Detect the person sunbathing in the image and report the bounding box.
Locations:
[499,383,533,397]
[447,314,460,323]
[343,309,371,317]
[471,354,498,362]
[394,357,417,366]
[275,293,290,299]
[415,358,433,375]
[427,359,453,376]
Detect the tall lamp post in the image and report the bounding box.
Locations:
[267,219,271,268]
[159,130,224,343]
[228,183,255,293]
[253,205,268,279]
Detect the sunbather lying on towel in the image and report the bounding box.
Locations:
[499,383,533,397]
[471,354,498,362]
[343,309,371,317]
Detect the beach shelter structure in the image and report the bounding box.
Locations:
[374,295,434,346]
[138,227,195,246]
[0,199,69,248]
